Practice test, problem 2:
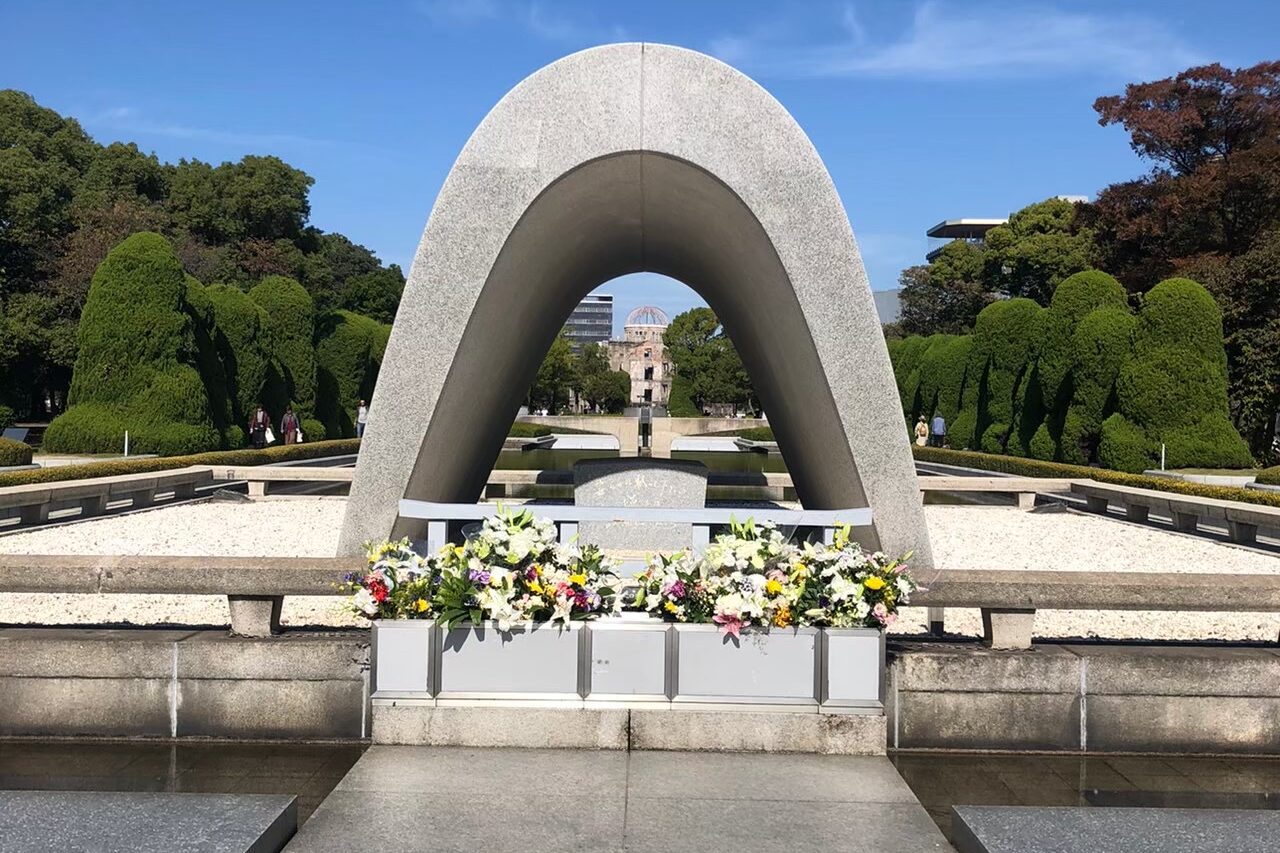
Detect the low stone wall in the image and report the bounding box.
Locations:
[0,628,368,740]
[888,641,1280,754]
[1,628,1276,754]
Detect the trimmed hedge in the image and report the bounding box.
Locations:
[315,310,389,439]
[891,269,1252,472]
[1258,466,1280,486]
[969,297,1043,453]
[1038,270,1127,409]
[250,275,318,431]
[0,439,361,489]
[206,283,269,429]
[46,233,221,455]
[0,437,33,466]
[912,445,1278,509]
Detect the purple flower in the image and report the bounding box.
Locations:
[468,568,491,585]
[665,580,687,599]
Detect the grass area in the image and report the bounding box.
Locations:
[913,445,1280,509]
[698,426,776,442]
[0,439,362,488]
[507,422,601,438]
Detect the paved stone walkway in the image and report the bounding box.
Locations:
[285,746,953,852]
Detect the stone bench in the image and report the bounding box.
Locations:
[204,464,354,497]
[0,554,356,636]
[0,466,213,524]
[1070,480,1280,543]
[913,568,1280,649]
[919,476,1081,509]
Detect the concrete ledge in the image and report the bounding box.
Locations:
[370,703,885,754]
[630,709,886,755]
[890,642,1280,754]
[0,628,368,740]
[372,703,630,749]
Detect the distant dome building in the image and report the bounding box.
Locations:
[607,306,673,406]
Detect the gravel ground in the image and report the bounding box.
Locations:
[0,500,1276,641]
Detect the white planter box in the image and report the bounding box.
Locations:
[672,625,820,707]
[437,621,584,700]
[371,619,435,698]
[370,618,885,712]
[584,620,670,703]
[821,628,885,711]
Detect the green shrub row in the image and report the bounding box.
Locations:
[1256,466,1280,486]
[913,445,1280,509]
[891,270,1252,472]
[0,439,362,489]
[0,438,34,467]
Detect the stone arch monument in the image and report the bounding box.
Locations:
[338,43,933,570]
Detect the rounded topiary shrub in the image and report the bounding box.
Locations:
[206,284,269,425]
[250,275,316,423]
[916,335,972,424]
[980,422,1008,454]
[315,310,388,438]
[1161,414,1254,470]
[1098,413,1155,473]
[1117,347,1229,433]
[1028,423,1056,461]
[948,408,977,451]
[969,298,1043,437]
[0,437,33,466]
[1039,270,1127,407]
[1135,277,1227,366]
[45,232,221,456]
[1069,307,1135,427]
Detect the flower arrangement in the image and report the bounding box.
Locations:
[634,518,805,637]
[344,539,435,620]
[353,507,620,629]
[634,518,916,635]
[349,513,915,636]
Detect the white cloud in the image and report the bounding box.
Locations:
[87,107,331,149]
[711,2,1205,81]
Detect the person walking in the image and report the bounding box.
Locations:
[914,415,929,447]
[356,400,369,438]
[930,412,947,448]
[281,406,300,445]
[249,405,270,449]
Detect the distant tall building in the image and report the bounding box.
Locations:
[925,218,1008,262]
[565,294,614,347]
[607,306,672,406]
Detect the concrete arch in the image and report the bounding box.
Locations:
[339,43,932,569]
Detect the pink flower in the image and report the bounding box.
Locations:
[872,602,889,625]
[713,613,744,638]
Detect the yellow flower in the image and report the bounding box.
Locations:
[772,605,792,628]
[528,581,543,595]
[793,561,808,578]
[765,579,783,595]
[568,573,587,586]
[414,598,429,613]
[663,601,678,614]
[864,576,885,591]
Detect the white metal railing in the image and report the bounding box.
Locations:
[398,499,873,553]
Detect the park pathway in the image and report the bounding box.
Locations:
[285,745,952,852]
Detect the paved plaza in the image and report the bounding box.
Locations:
[285,747,952,852]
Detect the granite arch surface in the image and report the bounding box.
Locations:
[338,43,933,569]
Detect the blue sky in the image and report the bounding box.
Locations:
[5,1,1278,335]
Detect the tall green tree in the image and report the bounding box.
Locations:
[663,307,756,413]
[529,329,575,413]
